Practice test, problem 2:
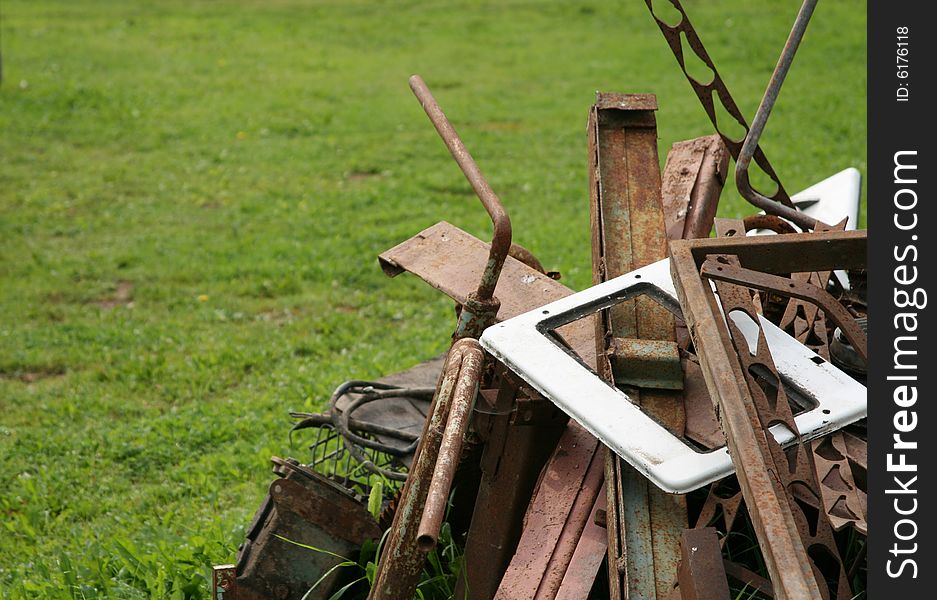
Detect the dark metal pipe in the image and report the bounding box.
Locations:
[409,75,512,301]
[416,341,484,551]
[735,0,822,231]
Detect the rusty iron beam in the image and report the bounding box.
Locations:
[661,135,728,240]
[676,528,731,600]
[670,239,828,600]
[678,228,866,274]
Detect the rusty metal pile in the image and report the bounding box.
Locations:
[213,1,868,598]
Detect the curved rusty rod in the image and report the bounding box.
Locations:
[735,0,823,232]
[409,75,512,301]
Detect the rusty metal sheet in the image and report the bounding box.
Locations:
[682,358,725,450]
[554,492,609,600]
[536,446,606,599]
[379,220,595,368]
[494,423,604,599]
[230,460,382,600]
[661,135,728,240]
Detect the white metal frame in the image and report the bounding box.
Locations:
[479,259,867,494]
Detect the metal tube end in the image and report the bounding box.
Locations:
[416,533,437,553]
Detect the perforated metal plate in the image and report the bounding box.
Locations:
[480,259,867,493]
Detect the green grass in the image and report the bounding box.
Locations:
[0,0,865,597]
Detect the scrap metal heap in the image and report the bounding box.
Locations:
[213,1,868,598]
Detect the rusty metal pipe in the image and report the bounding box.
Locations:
[416,341,484,551]
[368,341,469,600]
[735,0,821,231]
[409,75,512,302]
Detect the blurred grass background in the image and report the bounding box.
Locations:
[0,0,865,597]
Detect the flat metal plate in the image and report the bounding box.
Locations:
[480,259,867,493]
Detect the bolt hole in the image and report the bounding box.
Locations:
[811,356,825,364]
[725,229,737,236]
[822,409,831,415]
[542,310,549,315]
[634,274,642,279]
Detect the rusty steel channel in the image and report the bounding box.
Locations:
[587,92,685,600]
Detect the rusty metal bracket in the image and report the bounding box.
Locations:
[700,257,867,362]
[607,337,684,390]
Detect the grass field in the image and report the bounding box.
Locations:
[0,1,865,597]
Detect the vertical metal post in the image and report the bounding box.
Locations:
[588,92,687,600]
